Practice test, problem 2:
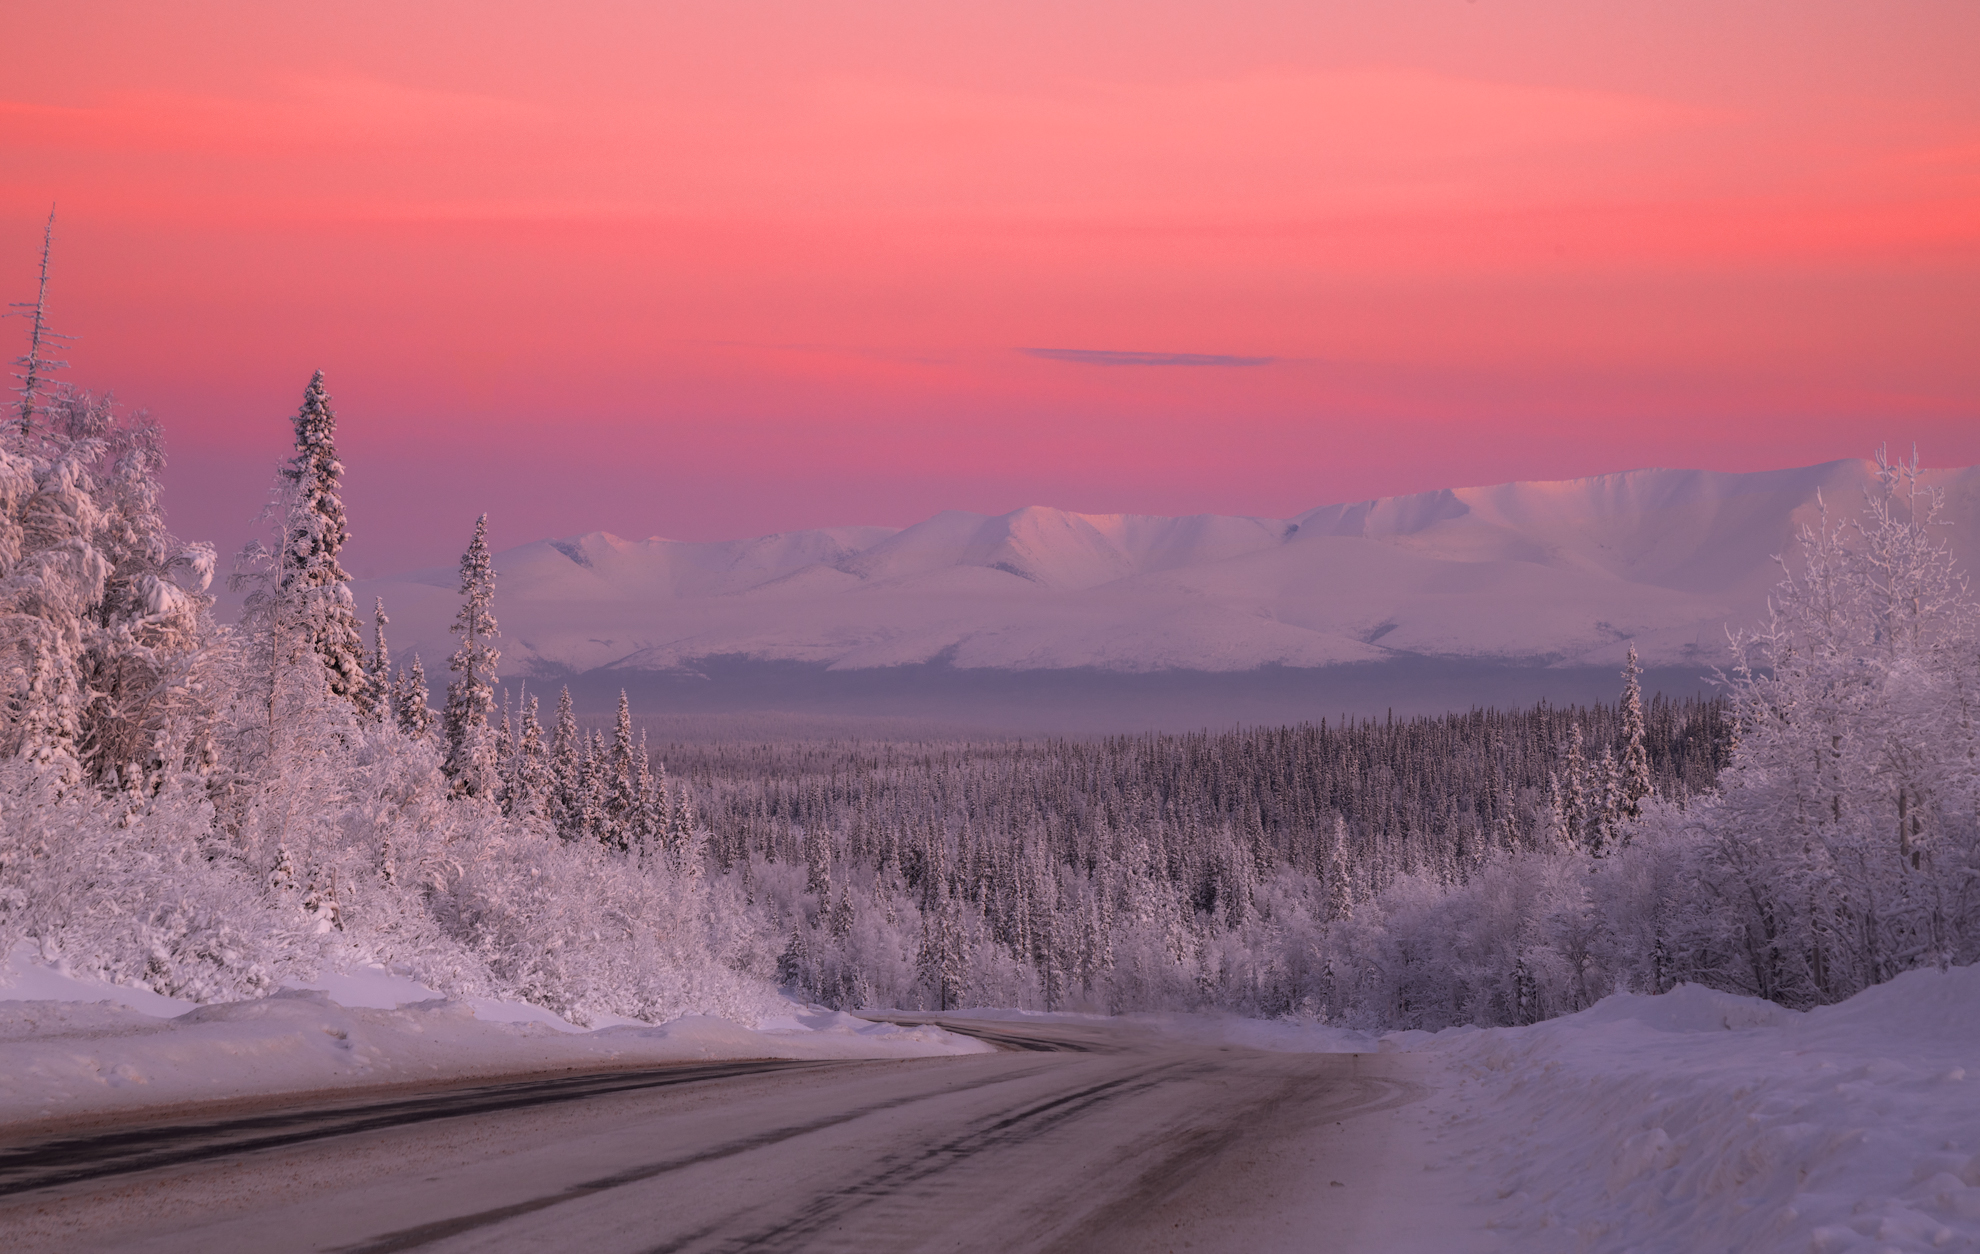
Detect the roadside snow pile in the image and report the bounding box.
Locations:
[1404,965,1980,1254]
[0,947,991,1127]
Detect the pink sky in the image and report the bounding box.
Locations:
[4,0,1976,576]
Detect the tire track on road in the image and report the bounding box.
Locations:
[648,1059,1202,1254]
[329,1060,1070,1254]
[1043,1068,1429,1254]
[0,1060,829,1197]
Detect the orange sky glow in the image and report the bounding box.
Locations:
[4,1,1976,573]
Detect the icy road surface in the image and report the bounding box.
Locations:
[0,1016,1449,1254]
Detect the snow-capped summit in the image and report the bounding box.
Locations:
[356,458,1980,708]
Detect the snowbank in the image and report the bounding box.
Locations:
[0,946,991,1128]
[1399,967,1980,1254]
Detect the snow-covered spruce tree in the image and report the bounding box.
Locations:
[493,694,514,784]
[665,763,698,854]
[442,514,499,800]
[393,655,435,738]
[1321,813,1356,921]
[499,689,550,824]
[278,372,370,719]
[214,471,366,859]
[365,598,391,724]
[1559,723,1589,852]
[548,685,583,838]
[579,729,609,841]
[520,691,551,817]
[1590,747,1622,857]
[1618,644,1653,823]
[631,727,661,858]
[602,690,639,852]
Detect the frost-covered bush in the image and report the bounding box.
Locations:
[0,764,305,1001]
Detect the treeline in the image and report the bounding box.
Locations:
[667,696,1728,900]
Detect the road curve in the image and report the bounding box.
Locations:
[0,1017,1426,1254]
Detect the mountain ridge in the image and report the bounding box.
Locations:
[356,458,1980,714]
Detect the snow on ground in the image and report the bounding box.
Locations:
[1393,966,1980,1254]
[0,946,991,1128]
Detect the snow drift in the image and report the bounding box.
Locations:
[0,948,991,1127]
[1408,965,1980,1254]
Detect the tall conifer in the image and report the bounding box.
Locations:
[366,598,391,724]
[442,514,500,798]
[500,689,549,821]
[280,371,370,716]
[606,690,641,850]
[1562,723,1589,853]
[549,686,582,838]
[1618,644,1653,822]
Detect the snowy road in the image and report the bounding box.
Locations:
[0,1018,1432,1253]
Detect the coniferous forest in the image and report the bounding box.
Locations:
[4,276,1978,1030]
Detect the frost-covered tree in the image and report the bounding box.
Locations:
[393,655,435,739]
[501,690,550,823]
[665,764,697,852]
[603,690,639,852]
[917,884,968,1011]
[1588,747,1621,857]
[2,385,214,788]
[1322,813,1356,921]
[1618,644,1653,823]
[631,727,661,856]
[1684,448,1980,1004]
[1,229,219,789]
[278,372,370,718]
[442,515,499,800]
[493,694,514,775]
[549,685,583,839]
[366,598,391,724]
[1560,723,1589,852]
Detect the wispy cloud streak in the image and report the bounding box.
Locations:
[1022,348,1275,367]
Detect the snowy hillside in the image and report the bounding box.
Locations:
[359,459,1980,697]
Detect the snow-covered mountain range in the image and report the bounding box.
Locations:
[357,458,1980,717]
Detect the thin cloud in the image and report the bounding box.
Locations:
[1022,348,1275,367]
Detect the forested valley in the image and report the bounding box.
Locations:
[4,302,1976,1031]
